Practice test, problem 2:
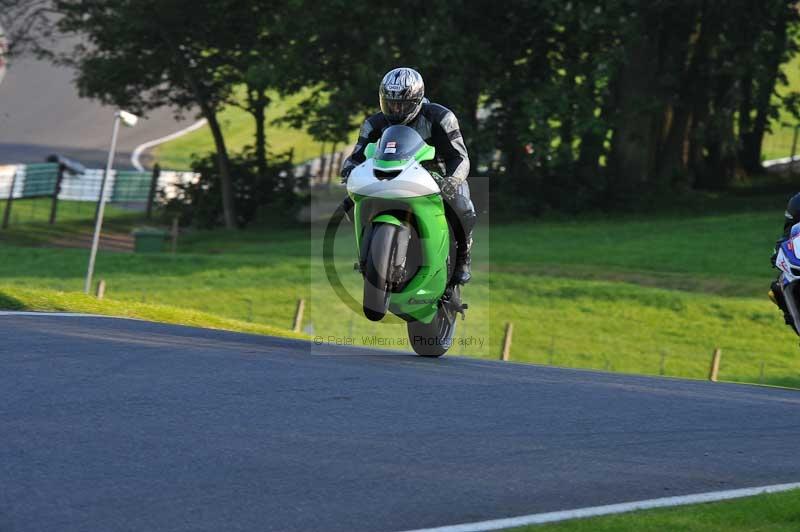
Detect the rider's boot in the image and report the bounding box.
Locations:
[454,237,472,285]
[770,280,793,325]
[449,181,476,285]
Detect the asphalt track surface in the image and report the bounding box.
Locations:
[2,314,800,532]
[0,52,195,169]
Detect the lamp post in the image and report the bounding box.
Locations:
[84,110,138,294]
[0,23,8,87]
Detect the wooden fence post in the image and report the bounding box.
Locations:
[170,215,179,253]
[317,142,328,185]
[2,166,17,230]
[326,143,338,184]
[318,155,328,185]
[146,163,161,220]
[709,348,722,382]
[96,279,106,300]
[501,322,513,361]
[293,299,305,333]
[49,163,65,225]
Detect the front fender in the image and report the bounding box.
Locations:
[372,214,404,227]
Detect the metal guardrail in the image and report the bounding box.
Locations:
[0,164,196,202]
[0,163,198,229]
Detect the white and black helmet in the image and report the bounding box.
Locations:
[379,67,425,125]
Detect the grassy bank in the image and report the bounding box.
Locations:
[152,89,357,169]
[1,191,797,387]
[515,488,800,531]
[151,56,799,166]
[0,284,299,339]
[762,52,800,161]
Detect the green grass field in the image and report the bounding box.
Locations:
[1,190,797,388]
[152,88,357,169]
[0,198,138,245]
[152,54,800,168]
[514,488,800,531]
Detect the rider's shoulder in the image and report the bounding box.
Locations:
[360,113,391,136]
[421,102,455,121]
[420,102,460,132]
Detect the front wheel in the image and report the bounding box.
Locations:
[363,224,397,321]
[407,292,458,357]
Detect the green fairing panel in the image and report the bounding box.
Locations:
[352,193,449,323]
[373,159,408,169]
[372,214,404,226]
[414,144,435,162]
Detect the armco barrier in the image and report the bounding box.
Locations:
[0,163,198,228]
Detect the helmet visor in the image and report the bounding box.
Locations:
[380,97,420,123]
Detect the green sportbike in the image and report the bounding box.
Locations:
[346,125,467,357]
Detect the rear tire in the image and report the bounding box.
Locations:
[363,224,397,321]
[407,292,458,357]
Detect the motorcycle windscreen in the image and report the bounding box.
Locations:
[375,125,426,162]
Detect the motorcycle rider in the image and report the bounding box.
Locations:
[340,67,476,284]
[769,192,800,325]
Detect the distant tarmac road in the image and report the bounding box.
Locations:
[0,52,196,169]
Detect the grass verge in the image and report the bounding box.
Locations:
[512,488,800,531]
[1,190,798,388]
[0,284,301,339]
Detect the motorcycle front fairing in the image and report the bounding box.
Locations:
[775,238,800,334]
[346,133,449,323]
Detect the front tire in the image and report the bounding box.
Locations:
[363,224,397,321]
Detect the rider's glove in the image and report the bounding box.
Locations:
[772,242,782,268]
[340,165,353,184]
[436,175,458,201]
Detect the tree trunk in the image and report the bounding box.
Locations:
[609,4,702,200]
[156,27,237,228]
[575,68,608,194]
[745,7,788,172]
[656,5,711,187]
[737,69,758,172]
[205,110,237,228]
[249,88,268,182]
[607,36,662,203]
[696,71,738,189]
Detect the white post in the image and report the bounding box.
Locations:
[85,113,122,294]
[83,110,138,294]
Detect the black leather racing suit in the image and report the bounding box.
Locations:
[341,102,476,277]
[770,192,800,324]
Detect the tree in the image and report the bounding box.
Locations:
[737,1,799,173]
[217,2,305,185]
[0,0,54,57]
[278,0,513,163]
[51,0,241,228]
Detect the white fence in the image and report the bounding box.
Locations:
[0,164,198,203]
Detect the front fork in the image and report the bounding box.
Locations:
[779,278,800,335]
[356,220,411,289]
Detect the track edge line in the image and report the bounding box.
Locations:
[394,482,800,532]
[131,118,208,171]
